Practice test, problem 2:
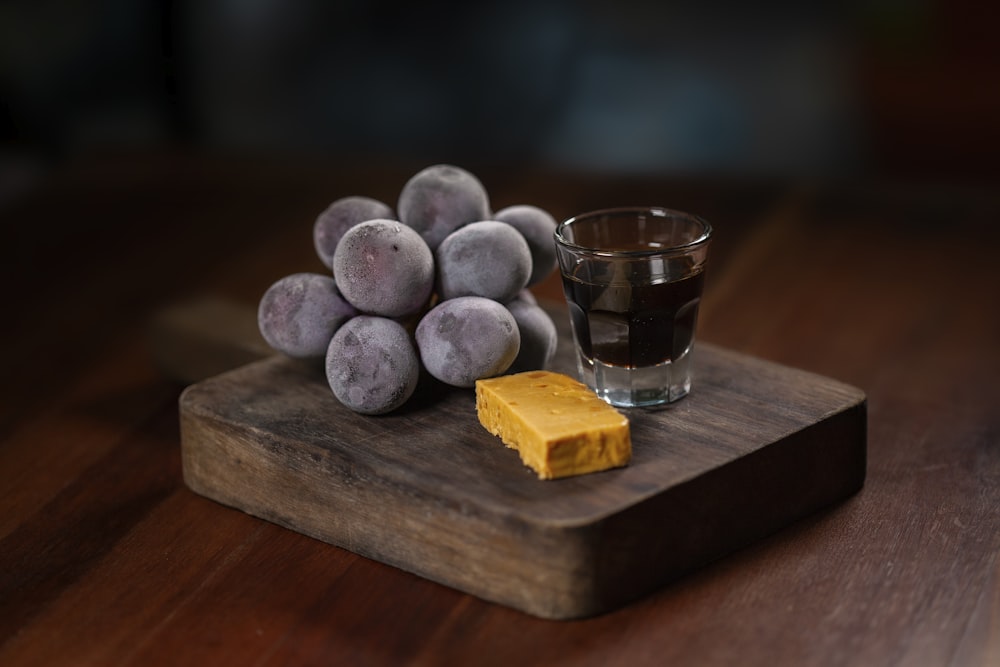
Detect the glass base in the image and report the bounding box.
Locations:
[576,349,692,408]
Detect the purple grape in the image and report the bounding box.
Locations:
[493,205,559,287]
[415,296,519,388]
[326,316,419,414]
[397,164,490,250]
[333,219,435,318]
[507,288,537,306]
[505,299,558,374]
[313,196,395,269]
[435,221,531,303]
[257,272,357,360]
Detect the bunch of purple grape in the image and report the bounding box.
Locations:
[257,164,560,415]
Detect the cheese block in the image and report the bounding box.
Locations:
[475,370,631,479]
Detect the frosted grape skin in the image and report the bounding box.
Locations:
[493,204,559,287]
[504,298,558,374]
[397,164,491,251]
[325,316,420,415]
[332,218,435,318]
[257,272,357,361]
[415,296,520,388]
[434,220,532,303]
[313,196,395,269]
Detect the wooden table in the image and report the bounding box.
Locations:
[2,152,997,666]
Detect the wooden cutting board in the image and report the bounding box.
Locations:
[178,301,866,620]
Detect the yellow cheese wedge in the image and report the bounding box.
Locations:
[475,370,631,480]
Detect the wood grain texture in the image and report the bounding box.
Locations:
[179,302,866,619]
[1,154,997,665]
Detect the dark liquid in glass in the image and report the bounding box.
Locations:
[562,270,704,368]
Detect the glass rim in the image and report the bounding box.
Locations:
[555,206,713,257]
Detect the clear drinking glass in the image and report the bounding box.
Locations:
[554,207,712,408]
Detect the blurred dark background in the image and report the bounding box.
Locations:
[1,0,998,203]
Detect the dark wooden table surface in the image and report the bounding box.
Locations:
[2,152,997,666]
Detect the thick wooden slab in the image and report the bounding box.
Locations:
[179,307,866,620]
